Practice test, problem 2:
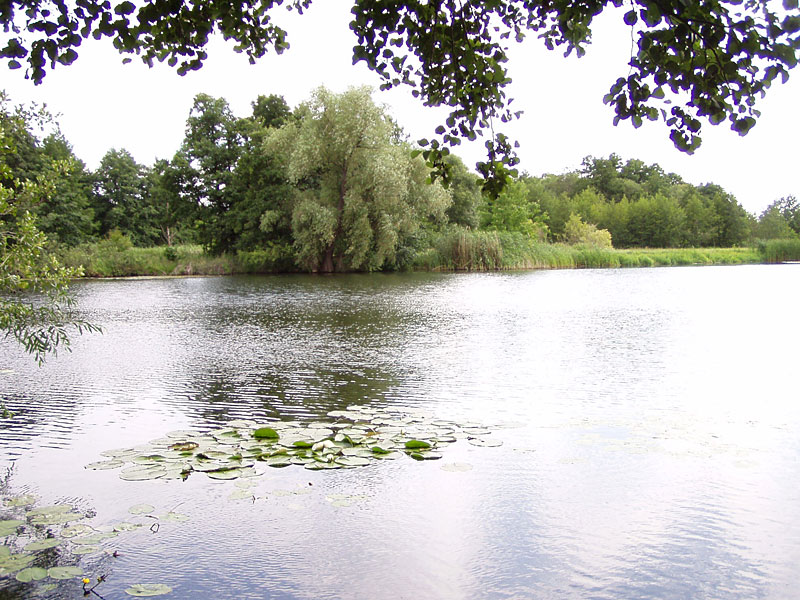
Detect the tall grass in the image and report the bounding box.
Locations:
[413,229,763,271]
[61,244,238,277]
[757,238,800,263]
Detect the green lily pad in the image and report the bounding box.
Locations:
[24,538,61,551]
[0,552,34,572]
[158,512,189,523]
[15,566,48,582]
[85,459,125,470]
[253,427,279,440]
[405,439,431,450]
[113,522,141,532]
[0,519,24,536]
[72,532,117,545]
[71,545,101,555]
[128,504,155,515]
[47,565,83,579]
[228,489,255,501]
[125,583,173,596]
[30,512,85,526]
[61,524,95,538]
[4,494,37,507]
[119,465,167,481]
[335,456,371,467]
[27,504,74,517]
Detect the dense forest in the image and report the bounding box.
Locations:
[2,87,798,274]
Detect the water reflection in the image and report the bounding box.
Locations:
[1,266,800,598]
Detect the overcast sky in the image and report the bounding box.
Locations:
[4,2,798,215]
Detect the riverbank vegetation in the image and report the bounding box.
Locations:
[3,88,800,280]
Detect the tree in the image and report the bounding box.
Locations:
[2,1,797,193]
[92,148,158,245]
[180,93,245,252]
[268,86,449,272]
[1,96,99,363]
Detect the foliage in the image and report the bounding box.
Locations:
[268,86,449,272]
[757,238,800,262]
[480,179,548,239]
[563,213,613,248]
[0,95,99,363]
[2,1,797,193]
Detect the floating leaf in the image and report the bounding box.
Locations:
[4,494,37,507]
[336,456,371,467]
[72,545,101,555]
[0,519,24,536]
[85,459,125,470]
[30,512,85,525]
[0,552,34,572]
[159,512,189,523]
[72,532,118,545]
[119,465,167,481]
[468,437,503,447]
[253,427,279,440]
[24,538,61,551]
[228,489,254,501]
[47,565,83,579]
[168,441,198,451]
[125,583,173,596]
[128,504,155,515]
[15,566,48,582]
[405,440,431,450]
[61,524,95,538]
[113,522,141,532]
[440,462,473,472]
[28,504,75,517]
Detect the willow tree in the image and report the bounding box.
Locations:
[268,87,449,273]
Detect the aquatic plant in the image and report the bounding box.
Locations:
[87,406,503,481]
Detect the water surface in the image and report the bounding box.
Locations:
[1,266,799,599]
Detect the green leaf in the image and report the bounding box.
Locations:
[125,583,173,597]
[24,538,61,551]
[15,567,48,582]
[253,427,279,439]
[47,565,84,579]
[404,439,431,450]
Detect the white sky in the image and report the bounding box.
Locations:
[3,1,798,216]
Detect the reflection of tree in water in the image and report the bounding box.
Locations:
[178,365,399,428]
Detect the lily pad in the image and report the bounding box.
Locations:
[30,512,85,526]
[47,565,84,579]
[129,504,155,515]
[85,459,125,470]
[15,566,48,582]
[4,494,37,507]
[467,437,503,447]
[125,583,173,596]
[71,545,101,555]
[404,440,431,450]
[253,427,279,440]
[24,538,61,551]
[158,512,189,523]
[27,504,75,517]
[0,552,34,572]
[0,519,24,536]
[113,522,142,532]
[119,465,167,481]
[60,524,95,538]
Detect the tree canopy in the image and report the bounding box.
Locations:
[2,0,798,193]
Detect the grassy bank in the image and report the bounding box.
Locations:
[413,230,764,271]
[60,233,800,278]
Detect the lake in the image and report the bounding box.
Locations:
[2,265,800,599]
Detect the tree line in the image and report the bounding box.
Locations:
[2,88,798,274]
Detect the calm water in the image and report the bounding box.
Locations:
[1,266,799,599]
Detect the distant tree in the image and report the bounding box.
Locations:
[481,179,547,238]
[626,194,686,247]
[224,94,294,252]
[443,154,482,229]
[765,195,800,235]
[92,148,157,245]
[697,184,751,246]
[180,93,245,252]
[267,86,450,272]
[147,155,200,246]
